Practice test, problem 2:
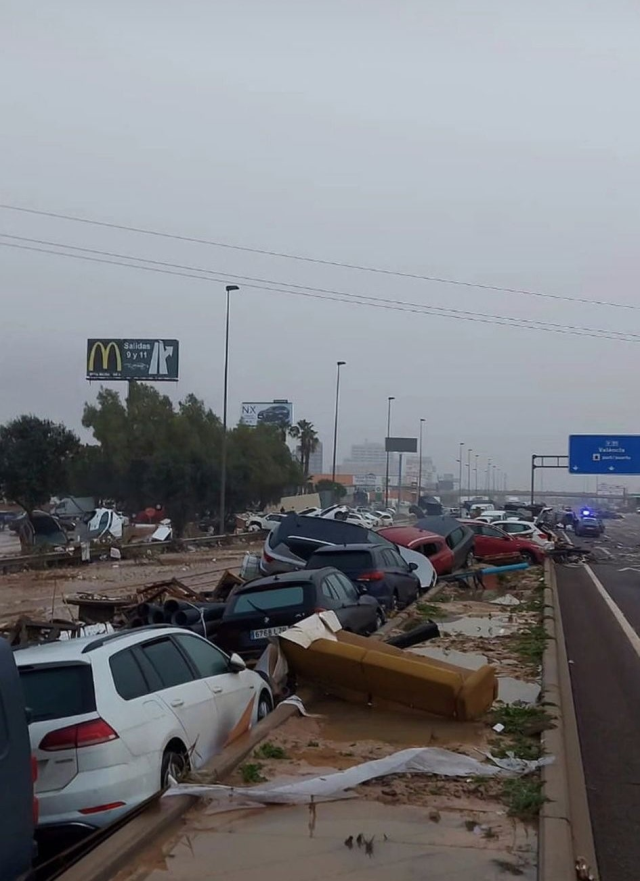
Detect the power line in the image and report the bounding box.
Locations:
[2,231,637,340]
[1,237,638,344]
[0,201,636,313]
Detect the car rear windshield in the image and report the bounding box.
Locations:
[230,585,307,614]
[19,663,96,722]
[308,551,372,572]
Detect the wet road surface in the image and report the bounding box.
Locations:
[556,518,640,881]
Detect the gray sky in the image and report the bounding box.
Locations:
[2,0,640,491]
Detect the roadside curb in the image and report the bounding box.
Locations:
[55,691,313,881]
[540,560,598,880]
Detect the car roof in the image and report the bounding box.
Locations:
[378,526,443,545]
[414,515,469,536]
[13,625,188,665]
[232,569,334,592]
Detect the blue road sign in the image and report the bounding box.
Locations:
[569,435,640,475]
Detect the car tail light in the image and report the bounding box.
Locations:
[263,552,274,564]
[79,801,126,815]
[357,570,385,582]
[39,718,119,751]
[31,755,39,824]
[313,606,328,613]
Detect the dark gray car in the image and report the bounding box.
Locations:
[415,515,475,570]
[0,637,35,880]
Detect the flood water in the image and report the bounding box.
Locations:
[116,800,536,881]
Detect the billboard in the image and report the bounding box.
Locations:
[385,436,418,453]
[240,401,293,427]
[86,339,179,381]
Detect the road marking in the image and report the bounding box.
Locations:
[584,564,640,659]
[618,567,640,573]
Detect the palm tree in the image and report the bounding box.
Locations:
[289,420,319,483]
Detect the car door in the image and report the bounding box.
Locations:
[478,525,518,562]
[325,573,372,633]
[171,633,256,752]
[135,636,219,768]
[381,548,418,605]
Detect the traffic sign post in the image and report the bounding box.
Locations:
[568,435,640,475]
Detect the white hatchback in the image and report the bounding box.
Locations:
[15,626,272,831]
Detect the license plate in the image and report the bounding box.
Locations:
[250,625,288,640]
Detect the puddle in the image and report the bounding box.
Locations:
[439,615,517,638]
[315,696,438,747]
[498,678,541,705]
[409,645,489,670]
[121,800,536,881]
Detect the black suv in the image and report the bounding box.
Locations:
[305,543,420,610]
[215,569,382,659]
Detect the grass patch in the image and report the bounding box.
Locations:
[240,762,265,784]
[415,602,449,620]
[501,776,547,820]
[490,734,541,762]
[513,622,548,667]
[254,742,288,760]
[490,703,554,737]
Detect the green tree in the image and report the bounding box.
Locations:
[315,479,346,501]
[289,420,319,481]
[0,415,80,512]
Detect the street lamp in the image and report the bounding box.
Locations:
[474,453,479,494]
[219,284,239,534]
[486,458,492,493]
[466,447,473,506]
[331,361,346,485]
[458,442,464,508]
[384,397,395,507]
[417,418,426,501]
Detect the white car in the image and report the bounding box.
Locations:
[492,519,554,551]
[475,510,514,525]
[16,626,272,831]
[374,510,394,527]
[246,512,285,532]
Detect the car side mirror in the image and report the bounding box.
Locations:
[228,652,247,673]
[409,562,418,571]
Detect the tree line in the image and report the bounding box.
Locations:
[0,384,338,535]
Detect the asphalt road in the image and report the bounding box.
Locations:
[556,518,640,881]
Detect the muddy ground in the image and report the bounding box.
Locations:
[0,544,258,630]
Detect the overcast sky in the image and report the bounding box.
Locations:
[2,0,640,491]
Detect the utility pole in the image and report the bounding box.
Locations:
[384,397,395,507]
[219,284,239,535]
[331,361,346,487]
[466,447,473,507]
[417,418,425,502]
[474,453,479,494]
[458,442,464,509]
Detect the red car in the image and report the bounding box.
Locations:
[378,526,455,575]
[459,519,545,565]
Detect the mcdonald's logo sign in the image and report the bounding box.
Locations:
[86,338,179,381]
[87,340,123,376]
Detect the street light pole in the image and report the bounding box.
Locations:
[458,442,464,509]
[331,361,346,489]
[486,458,492,493]
[474,453,479,493]
[417,418,425,502]
[384,397,395,507]
[219,284,239,535]
[466,447,473,506]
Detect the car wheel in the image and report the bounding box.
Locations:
[520,550,539,566]
[247,522,260,532]
[161,745,190,788]
[257,691,273,721]
[375,608,386,630]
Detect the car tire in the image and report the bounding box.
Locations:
[257,691,273,721]
[520,550,539,566]
[161,745,190,788]
[375,608,386,631]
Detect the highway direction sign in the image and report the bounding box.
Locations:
[569,435,640,474]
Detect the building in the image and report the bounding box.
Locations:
[403,455,436,489]
[340,441,388,478]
